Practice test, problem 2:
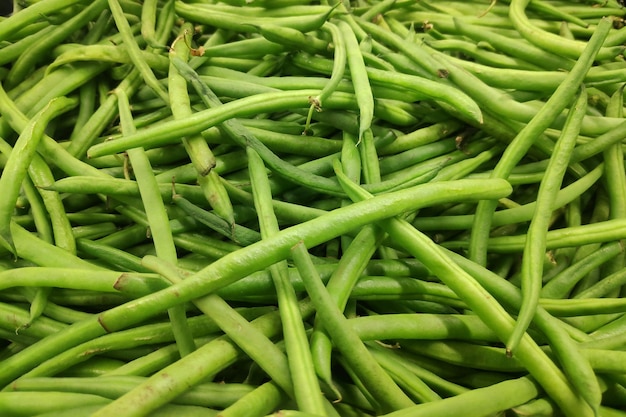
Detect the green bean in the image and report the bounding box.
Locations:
[175,2,334,34]
[140,0,159,48]
[107,0,169,104]
[509,0,623,61]
[540,298,626,317]
[219,381,288,417]
[541,241,623,299]
[600,85,626,286]
[469,17,612,266]
[0,392,110,416]
[86,89,321,157]
[248,147,327,415]
[11,376,253,409]
[46,176,206,205]
[4,0,107,89]
[367,344,441,404]
[413,163,603,230]
[291,241,415,413]
[380,375,539,417]
[446,219,626,253]
[337,19,373,142]
[0,0,88,42]
[171,194,260,247]
[573,267,626,300]
[451,17,574,70]
[47,45,169,74]
[334,163,594,417]
[169,27,235,225]
[116,89,196,358]
[0,96,76,254]
[507,88,588,357]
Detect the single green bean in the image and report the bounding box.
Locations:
[469,18,612,265]
[4,0,107,88]
[0,0,88,42]
[541,241,623,299]
[509,0,623,60]
[291,241,415,413]
[116,89,196,358]
[0,96,76,254]
[380,375,539,417]
[337,19,374,142]
[507,89,588,357]
[248,147,327,415]
[107,0,169,104]
[175,2,334,33]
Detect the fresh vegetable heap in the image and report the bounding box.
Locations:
[1,0,626,416]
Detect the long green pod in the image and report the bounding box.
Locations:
[0,96,76,254]
[168,24,235,225]
[337,19,374,142]
[291,241,415,413]
[0,179,512,390]
[333,164,593,417]
[600,84,626,285]
[4,0,108,88]
[107,0,170,104]
[48,45,170,74]
[0,0,89,42]
[248,147,328,416]
[509,0,623,61]
[116,89,196,358]
[174,2,334,34]
[469,17,612,265]
[507,89,588,354]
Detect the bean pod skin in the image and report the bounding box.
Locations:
[2,2,626,417]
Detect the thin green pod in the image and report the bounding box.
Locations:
[337,19,374,142]
[291,241,415,413]
[0,0,88,42]
[169,26,235,225]
[107,0,169,104]
[509,0,623,61]
[380,376,539,417]
[469,17,612,265]
[507,89,588,356]
[0,96,76,254]
[248,147,328,416]
[175,2,334,34]
[47,45,170,74]
[4,0,108,88]
[334,164,594,417]
[116,89,196,358]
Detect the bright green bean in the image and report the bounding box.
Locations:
[116,89,196,358]
[509,0,623,60]
[337,19,373,142]
[248,147,327,415]
[469,17,612,265]
[507,89,588,357]
[291,241,415,413]
[107,0,169,104]
[334,163,594,417]
[0,96,76,254]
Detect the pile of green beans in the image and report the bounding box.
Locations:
[2,0,626,416]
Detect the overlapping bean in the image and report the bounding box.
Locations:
[1,1,626,416]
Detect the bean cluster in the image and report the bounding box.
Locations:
[1,1,626,417]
